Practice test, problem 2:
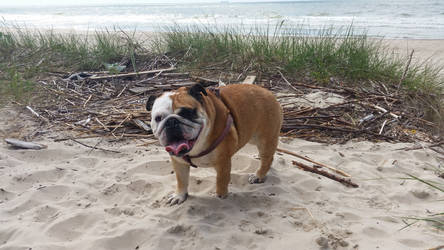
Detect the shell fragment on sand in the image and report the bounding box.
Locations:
[5,138,47,150]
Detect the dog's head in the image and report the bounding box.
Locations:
[146,84,211,157]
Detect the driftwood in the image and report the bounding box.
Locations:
[192,76,220,85]
[88,67,176,80]
[292,160,359,188]
[242,75,256,84]
[5,138,47,150]
[379,119,388,135]
[277,147,350,177]
[278,70,304,94]
[162,72,190,77]
[26,106,49,123]
[25,55,438,145]
[133,119,151,132]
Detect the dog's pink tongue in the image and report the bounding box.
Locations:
[165,141,190,156]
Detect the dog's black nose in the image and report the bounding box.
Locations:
[165,117,180,129]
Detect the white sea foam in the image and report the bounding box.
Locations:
[0,1,443,38]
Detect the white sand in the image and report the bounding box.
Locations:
[383,39,444,66]
[0,37,443,249]
[0,105,443,250]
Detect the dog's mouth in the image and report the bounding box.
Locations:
[165,139,197,156]
[164,126,202,157]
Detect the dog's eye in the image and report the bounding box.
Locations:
[154,115,162,122]
[178,108,197,120]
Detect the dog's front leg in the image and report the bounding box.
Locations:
[167,159,190,205]
[215,159,231,199]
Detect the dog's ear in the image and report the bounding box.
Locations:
[188,83,207,103]
[146,95,157,111]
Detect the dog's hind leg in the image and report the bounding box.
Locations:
[248,132,279,184]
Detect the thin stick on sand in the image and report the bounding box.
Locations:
[292,160,359,188]
[70,139,121,154]
[396,141,444,151]
[291,207,314,219]
[277,147,351,177]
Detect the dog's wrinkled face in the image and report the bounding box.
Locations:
[146,84,208,157]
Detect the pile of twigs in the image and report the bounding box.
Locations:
[275,74,439,143]
[24,66,439,144]
[28,67,220,141]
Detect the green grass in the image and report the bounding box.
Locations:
[0,67,34,104]
[153,22,443,131]
[155,23,440,84]
[400,173,444,230]
[0,25,143,71]
[0,22,443,129]
[0,24,147,105]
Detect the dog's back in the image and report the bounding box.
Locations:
[219,84,283,150]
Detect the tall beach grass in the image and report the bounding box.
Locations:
[401,173,444,231]
[1,22,443,131]
[154,22,443,131]
[156,22,443,88]
[0,24,146,104]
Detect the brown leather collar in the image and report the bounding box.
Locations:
[183,113,232,168]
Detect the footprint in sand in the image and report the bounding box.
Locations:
[0,188,16,203]
[91,228,151,250]
[33,205,59,222]
[398,238,426,248]
[127,161,172,176]
[0,228,17,246]
[31,184,71,201]
[71,157,99,168]
[127,179,153,195]
[12,168,66,191]
[101,179,162,206]
[46,212,101,241]
[5,197,42,216]
[231,154,259,173]
[335,212,362,221]
[362,226,388,238]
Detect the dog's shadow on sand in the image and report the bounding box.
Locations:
[164,170,287,219]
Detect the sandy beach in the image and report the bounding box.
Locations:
[384,39,444,67]
[0,38,443,250]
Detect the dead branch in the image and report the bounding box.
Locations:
[26,106,49,123]
[70,139,121,154]
[89,67,175,80]
[396,141,444,151]
[292,160,359,188]
[277,147,351,177]
[278,70,304,94]
[5,138,47,150]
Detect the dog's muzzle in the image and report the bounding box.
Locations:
[158,116,202,156]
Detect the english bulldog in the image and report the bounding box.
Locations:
[146,83,283,205]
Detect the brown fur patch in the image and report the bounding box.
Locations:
[170,87,201,111]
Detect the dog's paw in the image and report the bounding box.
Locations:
[166,193,188,205]
[217,193,228,199]
[248,174,266,184]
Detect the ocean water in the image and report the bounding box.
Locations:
[1,0,443,39]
